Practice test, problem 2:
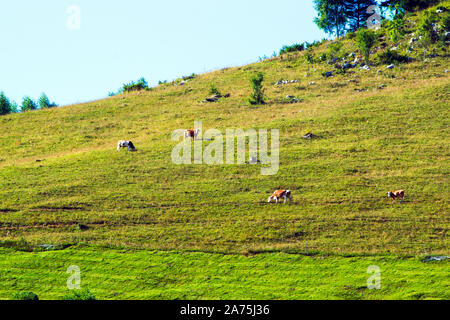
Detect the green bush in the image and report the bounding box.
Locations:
[417,11,439,45]
[327,42,343,60]
[11,291,39,300]
[182,73,196,81]
[21,96,38,111]
[209,83,221,96]
[376,49,410,64]
[38,93,57,109]
[384,16,406,42]
[279,43,304,55]
[441,12,450,30]
[356,29,377,63]
[122,77,149,92]
[62,289,96,300]
[248,72,265,105]
[305,50,315,64]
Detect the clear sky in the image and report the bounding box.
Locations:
[0,0,328,106]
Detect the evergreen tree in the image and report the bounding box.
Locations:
[344,0,378,32]
[39,93,50,109]
[248,72,265,105]
[380,0,440,12]
[21,96,38,111]
[0,92,12,115]
[314,0,347,38]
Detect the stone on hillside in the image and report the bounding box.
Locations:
[303,133,318,139]
[386,64,395,69]
[360,65,371,71]
[342,63,354,70]
[328,57,339,64]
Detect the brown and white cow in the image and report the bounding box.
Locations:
[387,190,405,202]
[184,129,200,141]
[268,189,292,204]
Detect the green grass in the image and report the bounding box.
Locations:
[0,245,448,300]
[0,3,449,299]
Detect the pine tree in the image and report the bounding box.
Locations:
[314,0,347,38]
[21,96,38,111]
[248,72,265,105]
[344,0,378,32]
[0,92,12,115]
[39,93,50,109]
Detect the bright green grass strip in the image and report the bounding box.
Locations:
[0,246,448,300]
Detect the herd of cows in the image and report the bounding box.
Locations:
[116,128,406,204]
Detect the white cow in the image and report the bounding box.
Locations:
[117,140,136,152]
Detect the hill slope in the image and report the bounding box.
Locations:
[0,3,449,300]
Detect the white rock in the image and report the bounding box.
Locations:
[386,64,394,69]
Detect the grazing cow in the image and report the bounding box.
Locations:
[387,190,405,202]
[117,140,136,152]
[184,129,200,141]
[268,189,292,204]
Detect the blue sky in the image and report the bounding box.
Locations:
[0,0,328,106]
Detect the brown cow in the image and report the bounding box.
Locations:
[387,190,405,202]
[184,129,200,141]
[268,189,292,204]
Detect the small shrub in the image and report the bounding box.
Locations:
[182,73,196,81]
[248,72,265,105]
[346,31,356,40]
[62,289,96,300]
[122,77,148,92]
[319,53,328,62]
[279,43,304,55]
[12,291,39,300]
[356,29,377,63]
[441,12,450,30]
[327,42,343,60]
[304,40,321,49]
[417,11,439,45]
[376,49,409,64]
[305,50,315,64]
[209,83,221,96]
[384,16,405,42]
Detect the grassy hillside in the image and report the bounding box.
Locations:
[0,245,448,300]
[0,2,448,300]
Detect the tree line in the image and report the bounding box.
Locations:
[0,92,57,115]
[314,0,442,38]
